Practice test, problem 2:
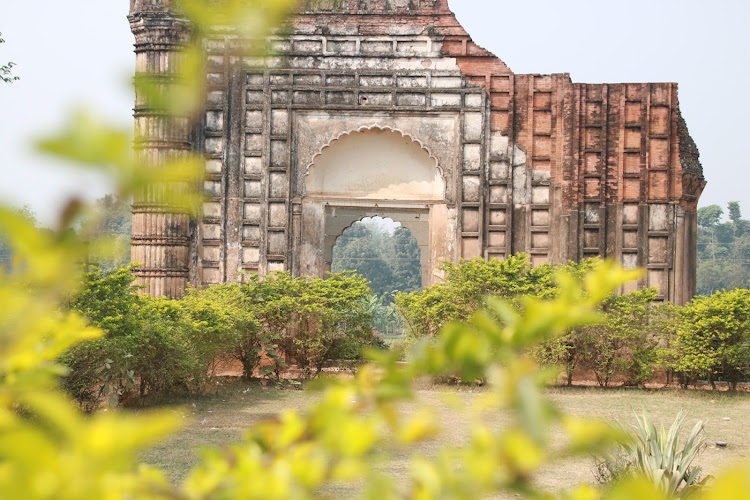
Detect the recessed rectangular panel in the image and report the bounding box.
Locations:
[623,203,639,225]
[269,173,287,199]
[584,203,600,223]
[489,161,510,180]
[534,76,552,91]
[531,254,549,266]
[532,186,550,204]
[533,136,552,158]
[532,209,550,227]
[326,75,356,86]
[293,40,323,53]
[244,180,262,199]
[489,210,506,226]
[202,268,221,284]
[206,138,224,155]
[244,203,262,223]
[461,237,480,259]
[489,185,507,204]
[491,76,510,92]
[202,224,221,240]
[271,90,289,104]
[648,171,668,200]
[649,140,670,169]
[648,269,667,294]
[268,203,287,228]
[245,110,262,130]
[326,41,356,54]
[397,93,426,106]
[462,209,480,233]
[464,113,483,141]
[585,128,602,150]
[463,144,482,172]
[584,153,601,174]
[270,140,288,168]
[623,230,638,249]
[650,85,670,106]
[584,229,599,249]
[649,237,668,263]
[245,134,263,154]
[533,92,551,109]
[584,178,601,199]
[203,202,221,217]
[267,232,286,255]
[246,90,264,104]
[242,247,260,264]
[245,157,262,175]
[625,129,641,149]
[488,231,505,247]
[623,179,641,200]
[361,92,392,106]
[243,225,261,241]
[650,107,670,135]
[586,102,602,124]
[293,73,322,85]
[271,110,289,135]
[623,152,641,174]
[531,232,549,249]
[622,253,638,270]
[293,91,321,105]
[625,102,641,123]
[462,176,480,202]
[206,111,224,132]
[204,181,221,196]
[649,204,669,231]
[326,91,356,105]
[206,159,222,174]
[359,75,394,87]
[201,246,220,262]
[432,93,462,107]
[360,41,392,53]
[268,261,286,272]
[534,111,552,135]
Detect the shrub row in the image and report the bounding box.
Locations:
[396,255,750,390]
[61,265,378,409]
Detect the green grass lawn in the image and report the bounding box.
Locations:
[139,381,750,494]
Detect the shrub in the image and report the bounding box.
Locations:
[396,254,560,338]
[577,288,659,387]
[672,288,750,390]
[179,284,260,381]
[62,267,256,406]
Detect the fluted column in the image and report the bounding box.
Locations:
[129,0,192,297]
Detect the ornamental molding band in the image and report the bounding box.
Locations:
[129,0,706,304]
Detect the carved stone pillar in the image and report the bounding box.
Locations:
[129,0,192,297]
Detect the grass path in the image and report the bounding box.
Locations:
[140,382,750,493]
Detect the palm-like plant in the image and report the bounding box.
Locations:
[616,411,708,498]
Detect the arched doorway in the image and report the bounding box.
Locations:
[332,216,422,298]
[298,127,452,286]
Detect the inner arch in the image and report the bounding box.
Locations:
[306,128,444,201]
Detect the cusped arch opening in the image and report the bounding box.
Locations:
[305,127,445,201]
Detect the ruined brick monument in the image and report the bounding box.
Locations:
[129,0,705,304]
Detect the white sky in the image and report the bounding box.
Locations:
[1,0,748,225]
